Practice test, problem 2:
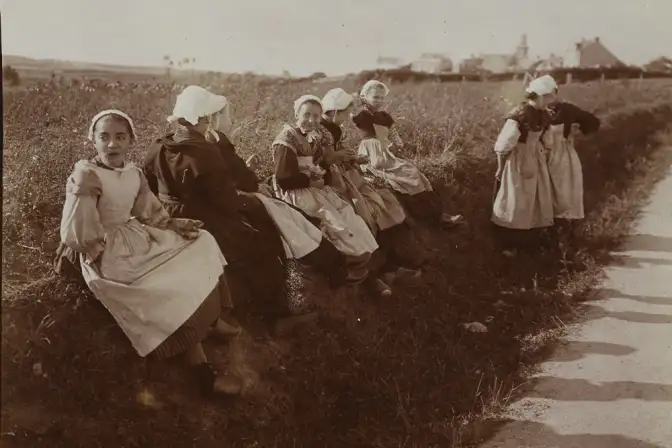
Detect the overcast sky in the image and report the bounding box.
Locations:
[2,0,671,76]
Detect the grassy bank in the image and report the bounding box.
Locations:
[2,79,672,447]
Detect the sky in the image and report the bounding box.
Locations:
[2,0,671,76]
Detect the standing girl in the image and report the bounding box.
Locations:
[492,75,556,252]
[58,110,242,396]
[544,79,601,229]
[351,80,464,228]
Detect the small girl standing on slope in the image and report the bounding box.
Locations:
[351,80,464,229]
[491,76,556,254]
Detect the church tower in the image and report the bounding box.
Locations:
[513,33,530,70]
[515,34,529,60]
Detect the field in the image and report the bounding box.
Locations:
[3,76,672,447]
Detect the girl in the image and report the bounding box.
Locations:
[320,87,429,280]
[271,94,392,297]
[492,75,556,253]
[144,86,347,322]
[58,110,242,396]
[544,78,601,231]
[351,80,464,229]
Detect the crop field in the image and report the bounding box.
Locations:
[2,76,672,447]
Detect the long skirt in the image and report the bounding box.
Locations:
[54,245,231,360]
[160,196,288,318]
[547,141,585,220]
[396,190,444,225]
[150,275,232,360]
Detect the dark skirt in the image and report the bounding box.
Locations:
[149,274,232,360]
[161,195,288,316]
[295,237,348,289]
[396,190,443,225]
[377,222,430,271]
[53,242,85,285]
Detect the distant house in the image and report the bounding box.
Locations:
[460,34,531,74]
[565,37,624,68]
[375,56,405,70]
[529,53,564,72]
[411,53,454,73]
[644,56,672,73]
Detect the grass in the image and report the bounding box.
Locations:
[2,77,672,447]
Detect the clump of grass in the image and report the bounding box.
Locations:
[2,78,672,447]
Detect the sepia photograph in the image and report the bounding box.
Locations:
[2,0,672,446]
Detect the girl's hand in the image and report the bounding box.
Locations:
[338,149,358,163]
[356,155,370,165]
[170,218,203,240]
[246,154,260,171]
[495,168,504,181]
[257,183,273,198]
[570,123,581,137]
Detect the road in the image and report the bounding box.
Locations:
[480,164,672,448]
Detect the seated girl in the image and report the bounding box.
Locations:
[351,80,464,229]
[144,86,348,322]
[271,94,393,297]
[319,87,430,280]
[57,110,242,396]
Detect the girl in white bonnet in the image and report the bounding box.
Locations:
[351,80,464,229]
[272,94,395,298]
[491,75,557,254]
[57,109,243,396]
[319,87,431,282]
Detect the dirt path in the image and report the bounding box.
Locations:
[480,164,672,448]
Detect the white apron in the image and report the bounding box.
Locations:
[75,165,226,357]
[275,155,379,257]
[546,124,585,219]
[252,193,323,259]
[358,124,433,196]
[492,129,555,229]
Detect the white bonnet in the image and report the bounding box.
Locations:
[293,94,322,116]
[360,80,389,97]
[321,88,354,112]
[526,75,558,96]
[87,109,137,141]
[168,85,229,125]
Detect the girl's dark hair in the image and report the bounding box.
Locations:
[525,91,539,100]
[525,87,559,101]
[93,114,135,141]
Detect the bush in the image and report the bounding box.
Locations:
[3,65,21,86]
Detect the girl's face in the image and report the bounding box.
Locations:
[92,115,133,168]
[296,102,322,132]
[363,86,386,110]
[535,92,558,108]
[214,106,233,135]
[332,104,354,126]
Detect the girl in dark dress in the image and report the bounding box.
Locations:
[144,86,347,322]
[544,82,601,241]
